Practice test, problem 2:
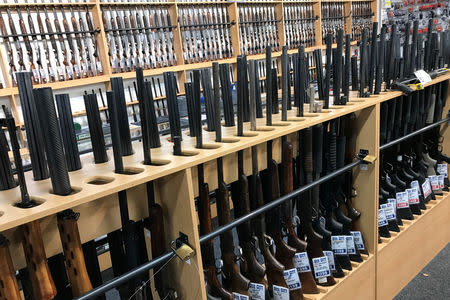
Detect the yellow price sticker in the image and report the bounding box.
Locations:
[415,83,424,90]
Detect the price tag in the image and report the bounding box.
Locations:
[429,176,440,191]
[323,251,336,271]
[378,209,388,227]
[437,164,448,178]
[381,203,396,220]
[96,61,103,74]
[249,283,265,300]
[438,175,445,189]
[407,188,420,204]
[411,180,422,195]
[414,70,432,85]
[331,236,347,255]
[233,292,249,300]
[312,256,331,280]
[66,66,73,77]
[387,198,397,217]
[350,231,365,250]
[39,69,46,79]
[319,216,326,228]
[272,285,289,300]
[396,192,410,208]
[386,174,391,183]
[422,179,432,198]
[293,252,312,273]
[32,69,40,81]
[346,236,356,255]
[385,0,392,8]
[283,268,302,290]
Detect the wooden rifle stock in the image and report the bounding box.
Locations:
[0,235,21,300]
[57,210,93,297]
[21,220,57,300]
[198,164,233,299]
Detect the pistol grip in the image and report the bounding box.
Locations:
[21,220,57,300]
[57,215,93,296]
[0,241,21,300]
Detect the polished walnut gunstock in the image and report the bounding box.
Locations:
[0,235,21,300]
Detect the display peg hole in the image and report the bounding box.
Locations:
[178,150,200,157]
[142,158,172,166]
[49,186,82,196]
[198,143,222,150]
[287,117,305,122]
[233,132,259,138]
[255,126,276,131]
[86,176,116,185]
[13,196,46,209]
[119,167,145,175]
[271,122,291,126]
[221,137,240,143]
[303,113,319,117]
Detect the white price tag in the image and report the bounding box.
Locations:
[437,164,448,178]
[407,188,420,204]
[422,179,432,198]
[323,251,336,271]
[283,268,302,291]
[32,69,40,81]
[272,285,289,300]
[346,236,356,255]
[331,236,347,255]
[381,203,396,221]
[249,283,265,300]
[293,252,312,273]
[233,292,249,300]
[396,192,410,208]
[411,180,421,195]
[378,209,388,227]
[96,61,103,73]
[39,69,46,79]
[350,231,365,250]
[312,256,331,279]
[414,70,432,85]
[387,198,397,217]
[429,176,440,191]
[438,175,444,189]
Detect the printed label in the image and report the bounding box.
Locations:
[437,164,448,178]
[396,191,410,208]
[96,61,103,73]
[283,268,302,291]
[65,66,73,77]
[378,209,388,227]
[272,285,289,300]
[331,236,347,255]
[319,216,326,228]
[429,176,440,191]
[381,203,396,221]
[422,179,432,198]
[438,175,445,189]
[414,70,432,85]
[293,252,312,273]
[233,292,249,300]
[249,283,265,300]
[407,188,420,204]
[350,231,365,250]
[387,198,397,217]
[32,69,40,81]
[312,256,331,279]
[346,236,356,255]
[411,180,421,195]
[323,251,336,271]
[39,69,46,79]
[386,174,391,183]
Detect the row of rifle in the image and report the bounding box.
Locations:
[351,1,373,41]
[101,5,176,71]
[0,6,102,86]
[178,4,233,63]
[284,3,316,49]
[321,2,346,44]
[239,4,280,55]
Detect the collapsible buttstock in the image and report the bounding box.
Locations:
[57,210,93,297]
[21,220,57,300]
[0,237,21,300]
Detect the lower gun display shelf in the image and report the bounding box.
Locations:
[377,191,450,300]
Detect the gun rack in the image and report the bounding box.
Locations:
[0,71,449,299]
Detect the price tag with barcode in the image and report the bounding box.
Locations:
[350,231,365,250]
[387,198,397,217]
[346,236,356,255]
[381,203,396,220]
[283,268,302,291]
[422,179,432,198]
[233,292,249,300]
[293,252,311,273]
[331,236,347,255]
[249,283,265,300]
[438,175,445,189]
[323,251,336,271]
[378,209,388,227]
[312,256,331,281]
[429,176,440,191]
[414,70,432,85]
[273,285,289,300]
[396,192,410,208]
[407,188,420,204]
[411,180,422,195]
[437,164,448,178]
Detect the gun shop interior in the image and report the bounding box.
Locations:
[0,0,449,299]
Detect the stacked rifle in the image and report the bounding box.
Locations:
[178,4,233,63]
[321,2,346,44]
[351,1,373,41]
[102,5,176,72]
[284,3,316,49]
[0,5,102,86]
[239,4,280,55]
